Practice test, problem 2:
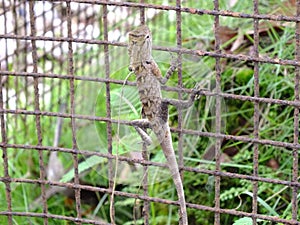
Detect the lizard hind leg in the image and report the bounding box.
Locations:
[132,119,152,146]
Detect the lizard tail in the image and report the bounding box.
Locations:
[159,128,188,225]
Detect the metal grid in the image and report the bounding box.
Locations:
[0,0,299,225]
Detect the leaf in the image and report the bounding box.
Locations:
[235,68,254,85]
[243,191,279,217]
[60,155,107,182]
[233,217,252,225]
[233,217,263,225]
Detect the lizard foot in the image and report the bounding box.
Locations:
[132,119,152,146]
[191,83,207,100]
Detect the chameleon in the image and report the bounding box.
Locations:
[128,25,202,225]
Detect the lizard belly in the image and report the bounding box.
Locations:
[136,71,169,143]
[136,71,162,121]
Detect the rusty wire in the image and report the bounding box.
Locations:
[0,0,300,225]
[213,0,222,224]
[251,1,260,224]
[292,0,300,221]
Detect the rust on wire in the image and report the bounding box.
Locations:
[292,0,300,222]
[28,1,48,224]
[3,33,300,67]
[213,1,222,224]
[65,1,83,222]
[0,177,300,225]
[30,0,300,23]
[102,1,115,223]
[0,70,299,108]
[252,1,260,224]
[0,3,12,221]
[1,153,300,189]
[0,108,299,150]
[0,44,12,225]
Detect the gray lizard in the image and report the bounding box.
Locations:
[128,25,202,225]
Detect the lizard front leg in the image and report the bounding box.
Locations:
[163,83,204,109]
[148,58,205,109]
[146,57,178,85]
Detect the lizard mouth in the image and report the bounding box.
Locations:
[128,62,141,72]
[128,65,134,72]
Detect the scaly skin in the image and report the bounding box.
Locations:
[128,25,188,225]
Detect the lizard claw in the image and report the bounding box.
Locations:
[191,83,206,100]
[169,53,181,69]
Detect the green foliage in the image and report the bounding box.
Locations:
[60,155,107,183]
[244,191,279,217]
[233,217,262,225]
[220,186,247,202]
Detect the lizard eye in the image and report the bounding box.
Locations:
[145,61,151,64]
[145,35,150,39]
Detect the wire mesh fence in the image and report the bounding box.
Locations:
[0,0,299,224]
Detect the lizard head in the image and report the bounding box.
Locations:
[128,25,152,72]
